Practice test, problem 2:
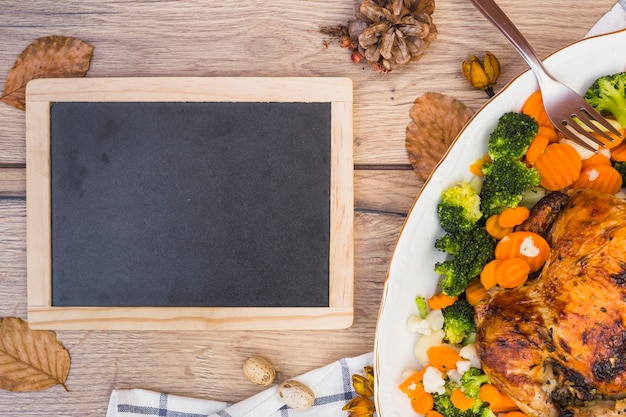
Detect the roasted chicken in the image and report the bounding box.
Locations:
[475,189,626,417]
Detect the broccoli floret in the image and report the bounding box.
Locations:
[442,296,476,345]
[415,296,428,319]
[614,161,626,184]
[460,367,491,399]
[487,112,538,160]
[438,182,483,234]
[584,72,626,127]
[479,158,541,218]
[434,228,496,297]
[432,378,495,417]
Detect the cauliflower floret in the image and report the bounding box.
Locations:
[407,308,444,335]
[422,366,446,395]
[455,359,472,375]
[459,343,481,369]
[414,329,445,367]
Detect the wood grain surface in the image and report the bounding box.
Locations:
[0,0,617,415]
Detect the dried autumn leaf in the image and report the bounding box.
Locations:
[406,92,475,181]
[0,317,70,392]
[0,35,94,110]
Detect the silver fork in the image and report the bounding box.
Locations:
[470,0,622,152]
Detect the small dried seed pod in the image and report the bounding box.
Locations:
[243,355,276,386]
[278,380,315,410]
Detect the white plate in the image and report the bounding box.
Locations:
[374,28,626,417]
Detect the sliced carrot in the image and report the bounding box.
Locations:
[534,142,582,191]
[590,127,625,149]
[479,260,501,291]
[521,91,553,128]
[572,164,623,195]
[494,231,551,273]
[498,206,530,229]
[502,412,528,417]
[580,153,611,170]
[611,141,626,162]
[428,293,458,310]
[537,125,559,143]
[525,133,549,165]
[399,368,427,400]
[450,388,477,411]
[411,391,434,415]
[426,410,445,417]
[427,345,463,372]
[485,214,513,240]
[479,383,502,404]
[490,393,519,413]
[466,277,491,305]
[470,154,491,177]
[494,257,530,288]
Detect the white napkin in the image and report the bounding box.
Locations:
[586,0,626,37]
[107,352,374,417]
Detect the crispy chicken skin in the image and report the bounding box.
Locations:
[475,189,626,417]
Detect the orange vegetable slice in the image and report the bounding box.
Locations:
[534,142,582,191]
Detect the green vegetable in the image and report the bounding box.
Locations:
[438,182,483,234]
[584,71,626,127]
[415,296,428,319]
[487,111,538,160]
[442,296,476,345]
[433,377,496,417]
[460,367,491,399]
[479,158,541,218]
[614,161,626,184]
[434,227,496,297]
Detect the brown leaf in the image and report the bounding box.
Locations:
[406,92,475,181]
[0,317,70,392]
[406,93,474,181]
[1,35,94,110]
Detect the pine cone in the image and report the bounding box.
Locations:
[349,0,437,72]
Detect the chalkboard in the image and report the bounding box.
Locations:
[25,77,354,330]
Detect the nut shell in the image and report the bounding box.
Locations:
[243,355,276,386]
[278,380,315,410]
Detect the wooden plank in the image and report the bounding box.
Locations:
[0,167,25,197]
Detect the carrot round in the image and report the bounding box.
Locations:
[580,153,611,170]
[494,257,530,288]
[450,388,477,411]
[521,90,553,128]
[466,277,490,305]
[591,127,625,149]
[470,154,491,177]
[537,125,559,143]
[572,164,623,195]
[427,345,463,371]
[426,410,445,417]
[495,231,550,273]
[498,206,530,228]
[479,259,501,290]
[502,412,528,417]
[490,393,519,413]
[525,133,549,165]
[428,293,458,310]
[534,142,582,191]
[479,384,502,404]
[399,368,427,399]
[485,214,513,240]
[411,391,434,415]
[611,141,626,162]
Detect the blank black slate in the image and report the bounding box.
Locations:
[49,101,331,307]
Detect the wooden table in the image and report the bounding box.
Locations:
[0,0,617,415]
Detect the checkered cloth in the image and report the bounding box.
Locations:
[107,352,375,417]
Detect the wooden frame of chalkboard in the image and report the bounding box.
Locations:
[25,77,353,330]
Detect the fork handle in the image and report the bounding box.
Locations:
[469,0,555,85]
